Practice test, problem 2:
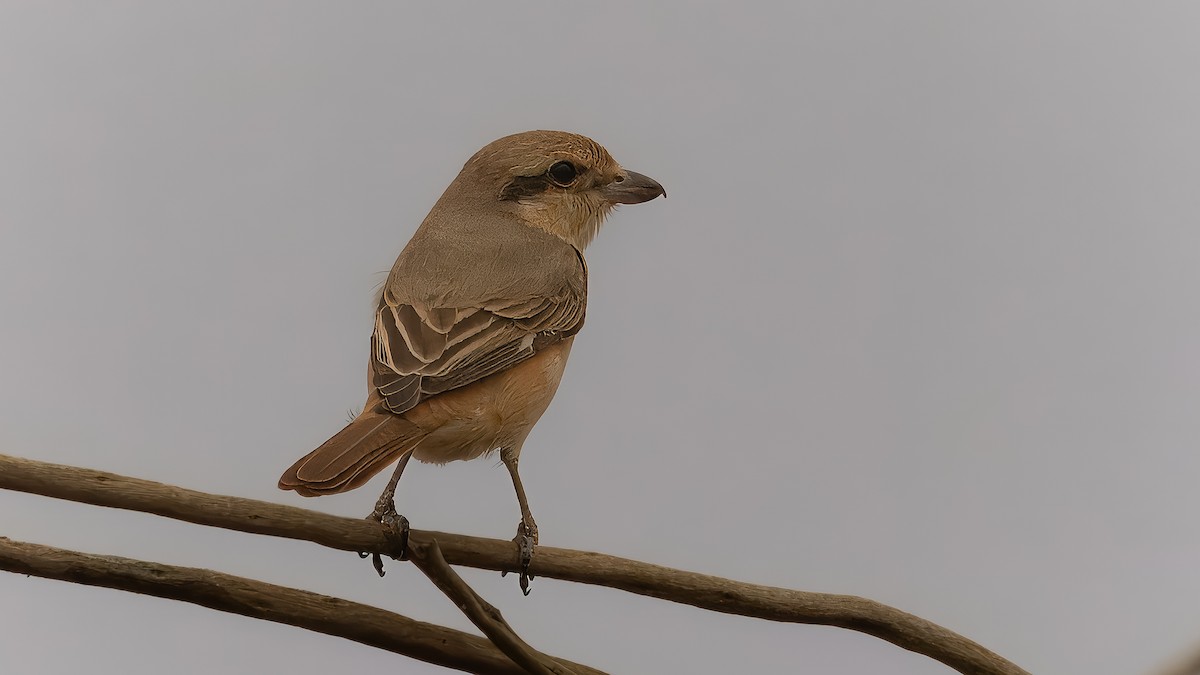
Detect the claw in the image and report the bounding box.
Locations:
[362,498,409,577]
[518,533,534,595]
[501,520,536,595]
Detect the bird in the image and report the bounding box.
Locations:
[278,130,664,583]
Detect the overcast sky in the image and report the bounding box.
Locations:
[3,3,1200,674]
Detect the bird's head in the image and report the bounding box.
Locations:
[460,130,665,249]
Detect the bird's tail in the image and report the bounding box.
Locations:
[279,408,426,497]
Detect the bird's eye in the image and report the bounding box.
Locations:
[547,161,578,186]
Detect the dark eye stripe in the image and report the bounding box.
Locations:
[499,175,551,201]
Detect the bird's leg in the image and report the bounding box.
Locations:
[360,450,413,576]
[368,449,413,522]
[499,447,537,595]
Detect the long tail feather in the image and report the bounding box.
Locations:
[279,409,425,497]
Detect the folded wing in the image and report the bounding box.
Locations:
[371,269,586,415]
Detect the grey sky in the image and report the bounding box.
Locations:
[3,2,1199,673]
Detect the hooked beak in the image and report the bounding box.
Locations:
[602,170,666,205]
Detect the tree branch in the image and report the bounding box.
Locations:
[0,453,1028,675]
[0,537,604,675]
[410,539,568,675]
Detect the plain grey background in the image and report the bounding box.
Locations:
[2,2,1199,674]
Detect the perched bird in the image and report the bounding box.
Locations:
[279,130,664,579]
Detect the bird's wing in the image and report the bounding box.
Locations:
[370,227,587,415]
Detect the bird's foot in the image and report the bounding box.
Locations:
[501,520,538,595]
[357,497,409,577]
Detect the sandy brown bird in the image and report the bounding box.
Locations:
[279,130,664,574]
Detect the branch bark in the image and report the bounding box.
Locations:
[410,539,568,675]
[0,453,1029,675]
[0,537,604,675]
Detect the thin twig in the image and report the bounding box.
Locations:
[410,539,567,675]
[0,453,1029,675]
[0,537,605,675]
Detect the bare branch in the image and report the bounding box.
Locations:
[0,453,1029,675]
[0,537,604,675]
[410,539,568,675]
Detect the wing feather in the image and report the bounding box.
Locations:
[370,215,589,415]
[372,299,581,414]
[372,288,585,415]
